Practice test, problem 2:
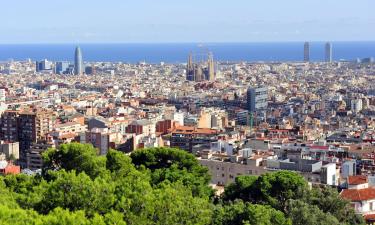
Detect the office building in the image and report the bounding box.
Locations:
[247,86,268,112]
[74,46,83,75]
[55,62,70,74]
[35,59,53,72]
[304,42,310,62]
[85,66,95,75]
[325,42,332,63]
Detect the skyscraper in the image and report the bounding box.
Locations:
[325,42,332,63]
[304,42,310,62]
[55,61,70,74]
[247,86,268,112]
[35,59,52,72]
[74,46,83,75]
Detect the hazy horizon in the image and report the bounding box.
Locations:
[1,0,374,44]
[1,41,375,45]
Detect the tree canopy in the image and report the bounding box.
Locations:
[221,173,364,225]
[0,143,365,225]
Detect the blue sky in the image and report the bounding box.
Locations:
[1,0,374,43]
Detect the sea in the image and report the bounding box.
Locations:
[0,42,374,63]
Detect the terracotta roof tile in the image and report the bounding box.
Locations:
[348,175,368,185]
[341,188,375,201]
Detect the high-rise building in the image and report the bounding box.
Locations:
[55,62,70,74]
[85,65,96,75]
[304,42,310,62]
[247,86,268,112]
[35,59,52,72]
[0,109,54,168]
[74,46,83,75]
[325,42,332,63]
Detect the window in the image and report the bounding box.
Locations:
[371,202,374,211]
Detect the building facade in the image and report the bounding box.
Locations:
[247,86,268,113]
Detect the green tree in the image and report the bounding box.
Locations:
[151,182,212,225]
[41,208,94,225]
[130,147,213,197]
[285,199,340,225]
[212,200,291,225]
[35,170,115,216]
[42,143,107,179]
[253,171,307,210]
[303,186,365,225]
[222,175,258,202]
[106,149,134,176]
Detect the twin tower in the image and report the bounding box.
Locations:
[304,42,332,63]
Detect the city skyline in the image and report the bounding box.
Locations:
[0,0,374,43]
[1,1,375,225]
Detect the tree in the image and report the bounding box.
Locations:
[151,182,212,225]
[253,171,307,210]
[212,200,291,225]
[303,186,365,225]
[42,143,107,179]
[222,175,258,202]
[0,144,362,225]
[6,153,16,163]
[130,147,213,197]
[285,199,340,225]
[106,149,134,176]
[35,170,115,217]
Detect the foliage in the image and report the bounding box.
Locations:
[222,175,258,202]
[212,200,291,225]
[42,143,107,179]
[285,199,340,225]
[130,147,213,197]
[0,143,365,225]
[301,186,365,225]
[222,171,364,225]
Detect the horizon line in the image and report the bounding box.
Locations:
[1,40,375,45]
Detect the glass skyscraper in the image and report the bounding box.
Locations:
[74,46,83,75]
[325,42,332,63]
[304,42,310,62]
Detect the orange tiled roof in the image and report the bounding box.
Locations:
[364,214,375,221]
[348,175,368,185]
[171,126,219,135]
[341,188,375,201]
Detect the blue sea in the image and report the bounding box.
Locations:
[0,42,374,63]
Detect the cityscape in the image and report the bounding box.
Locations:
[0,1,375,225]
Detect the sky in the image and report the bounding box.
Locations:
[1,0,375,43]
